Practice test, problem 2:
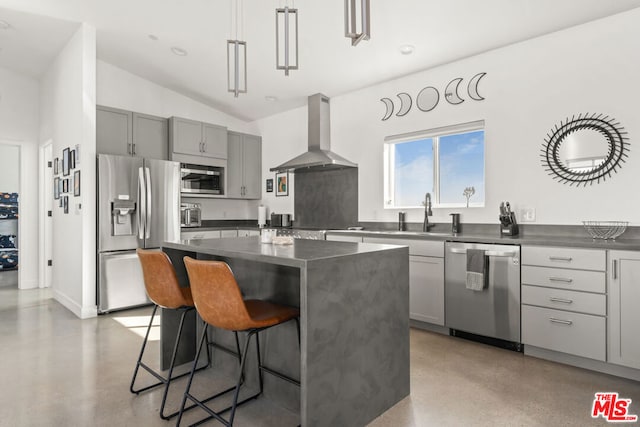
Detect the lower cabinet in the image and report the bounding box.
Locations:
[238,229,260,237]
[325,234,363,242]
[363,237,444,325]
[181,230,221,240]
[409,255,444,325]
[608,250,640,370]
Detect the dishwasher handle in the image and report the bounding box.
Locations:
[448,248,518,258]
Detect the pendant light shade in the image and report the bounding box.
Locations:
[276,6,299,75]
[227,39,247,97]
[344,0,370,46]
[228,0,247,97]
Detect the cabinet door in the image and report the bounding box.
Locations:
[326,234,363,242]
[133,113,168,160]
[242,134,262,199]
[609,250,640,369]
[97,106,132,156]
[202,123,228,159]
[226,132,243,198]
[170,117,204,156]
[409,255,444,325]
[181,230,221,240]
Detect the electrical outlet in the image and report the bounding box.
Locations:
[520,208,536,222]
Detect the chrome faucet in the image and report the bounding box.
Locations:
[423,192,433,232]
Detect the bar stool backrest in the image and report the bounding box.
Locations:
[183,257,254,331]
[137,249,192,309]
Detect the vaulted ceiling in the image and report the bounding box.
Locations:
[1,1,640,121]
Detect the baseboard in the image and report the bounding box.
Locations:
[52,289,97,319]
[18,278,39,289]
[525,345,640,382]
[410,319,449,335]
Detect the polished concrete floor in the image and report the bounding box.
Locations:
[1,286,639,426]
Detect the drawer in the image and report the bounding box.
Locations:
[522,285,606,316]
[522,265,605,293]
[220,229,238,238]
[522,246,605,271]
[362,237,443,257]
[522,305,605,361]
[326,234,363,243]
[181,230,221,240]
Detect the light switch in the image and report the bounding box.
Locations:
[520,207,536,222]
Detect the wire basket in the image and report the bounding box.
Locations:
[582,221,628,240]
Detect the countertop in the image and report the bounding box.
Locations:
[164,236,405,268]
[325,229,640,251]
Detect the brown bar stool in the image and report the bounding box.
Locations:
[177,257,300,427]
[131,249,211,420]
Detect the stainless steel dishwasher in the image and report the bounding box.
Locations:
[445,241,521,350]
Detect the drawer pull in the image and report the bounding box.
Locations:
[549,256,572,262]
[549,317,573,326]
[549,297,573,304]
[548,276,573,283]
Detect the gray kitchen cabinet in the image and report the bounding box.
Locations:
[181,230,221,240]
[325,234,363,242]
[363,237,444,325]
[169,117,227,159]
[97,106,168,159]
[608,250,640,370]
[238,229,260,237]
[227,131,262,199]
[521,245,607,361]
[220,229,238,238]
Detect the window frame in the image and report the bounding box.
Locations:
[384,120,485,209]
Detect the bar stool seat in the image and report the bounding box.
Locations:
[130,249,209,420]
[177,257,300,427]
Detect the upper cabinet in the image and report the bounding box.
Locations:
[227,131,262,199]
[97,105,168,159]
[169,117,227,160]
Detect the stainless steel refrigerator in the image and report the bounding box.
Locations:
[97,154,180,313]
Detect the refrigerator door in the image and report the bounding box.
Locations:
[98,154,144,252]
[98,250,150,313]
[143,158,181,248]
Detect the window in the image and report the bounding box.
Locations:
[384,121,485,208]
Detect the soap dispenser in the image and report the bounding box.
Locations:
[450,213,461,234]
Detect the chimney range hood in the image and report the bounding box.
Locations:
[270,93,357,172]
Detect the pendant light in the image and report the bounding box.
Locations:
[227,0,247,97]
[344,0,370,46]
[276,2,299,75]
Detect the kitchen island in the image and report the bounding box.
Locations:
[162,237,410,427]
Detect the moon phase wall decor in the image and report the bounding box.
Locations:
[444,78,464,105]
[380,72,486,120]
[467,72,486,101]
[541,113,629,186]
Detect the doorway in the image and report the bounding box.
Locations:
[0,143,20,289]
[39,142,53,288]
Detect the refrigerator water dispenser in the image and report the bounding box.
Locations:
[112,200,136,236]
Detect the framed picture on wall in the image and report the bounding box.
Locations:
[54,177,60,200]
[74,170,81,196]
[54,158,59,175]
[275,172,288,197]
[70,150,76,169]
[62,147,70,176]
[63,196,69,214]
[266,179,273,193]
[62,179,68,193]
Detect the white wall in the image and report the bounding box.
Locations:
[40,24,97,318]
[97,60,260,220]
[0,145,20,191]
[0,66,40,289]
[255,8,640,226]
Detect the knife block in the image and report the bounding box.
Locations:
[499,212,519,237]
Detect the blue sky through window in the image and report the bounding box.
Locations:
[394,138,433,206]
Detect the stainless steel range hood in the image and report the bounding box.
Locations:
[270,93,357,172]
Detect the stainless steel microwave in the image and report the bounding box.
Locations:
[180,163,224,195]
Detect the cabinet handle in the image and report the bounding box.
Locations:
[202,142,206,152]
[548,276,573,283]
[549,256,572,262]
[549,317,573,326]
[132,143,136,155]
[128,143,132,155]
[549,297,573,304]
[613,259,618,280]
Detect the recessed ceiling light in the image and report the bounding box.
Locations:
[148,34,159,41]
[265,96,278,102]
[0,20,11,30]
[171,46,188,56]
[399,44,415,55]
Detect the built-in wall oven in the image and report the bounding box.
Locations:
[180,163,223,195]
[445,241,521,350]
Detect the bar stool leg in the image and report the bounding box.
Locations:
[228,330,257,426]
[130,305,158,394]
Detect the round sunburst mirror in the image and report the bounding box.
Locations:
[541,113,629,186]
